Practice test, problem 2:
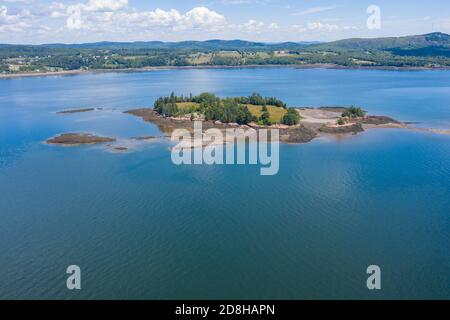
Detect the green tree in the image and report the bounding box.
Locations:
[342,106,365,118]
[337,117,346,125]
[260,106,272,126]
[281,108,301,125]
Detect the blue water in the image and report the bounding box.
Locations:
[0,68,449,299]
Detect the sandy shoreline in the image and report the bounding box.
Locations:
[2,64,449,79]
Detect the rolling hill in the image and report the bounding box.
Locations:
[310,32,450,52]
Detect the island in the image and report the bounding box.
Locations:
[56,108,98,114]
[125,92,405,144]
[46,133,115,146]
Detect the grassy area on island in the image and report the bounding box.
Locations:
[245,104,288,124]
[175,102,201,114]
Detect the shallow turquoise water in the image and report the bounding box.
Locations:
[0,68,449,299]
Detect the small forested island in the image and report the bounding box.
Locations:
[126,92,405,144]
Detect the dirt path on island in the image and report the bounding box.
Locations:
[298,108,341,124]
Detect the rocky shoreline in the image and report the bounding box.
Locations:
[125,108,320,143]
[124,108,405,144]
[44,106,448,149]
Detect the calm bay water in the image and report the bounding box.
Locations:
[0,68,449,299]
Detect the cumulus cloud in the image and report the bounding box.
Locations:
[174,7,226,31]
[59,5,227,32]
[80,0,128,12]
[0,0,358,42]
[0,5,33,32]
[50,0,128,23]
[242,19,265,32]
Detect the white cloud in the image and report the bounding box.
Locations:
[59,5,227,33]
[242,19,265,32]
[229,20,279,34]
[268,22,279,31]
[0,0,362,42]
[0,5,33,32]
[175,7,226,31]
[292,22,358,34]
[2,0,34,3]
[81,0,128,12]
[307,22,339,32]
[50,0,128,21]
[50,11,66,18]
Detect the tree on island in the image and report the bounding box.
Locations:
[154,92,179,117]
[259,106,272,126]
[204,98,255,124]
[281,108,301,125]
[336,117,347,125]
[342,106,365,118]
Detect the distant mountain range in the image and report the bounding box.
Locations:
[1,33,449,54]
[0,39,321,51]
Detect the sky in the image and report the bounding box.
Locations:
[0,0,449,44]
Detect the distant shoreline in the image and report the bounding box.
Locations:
[2,64,450,79]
